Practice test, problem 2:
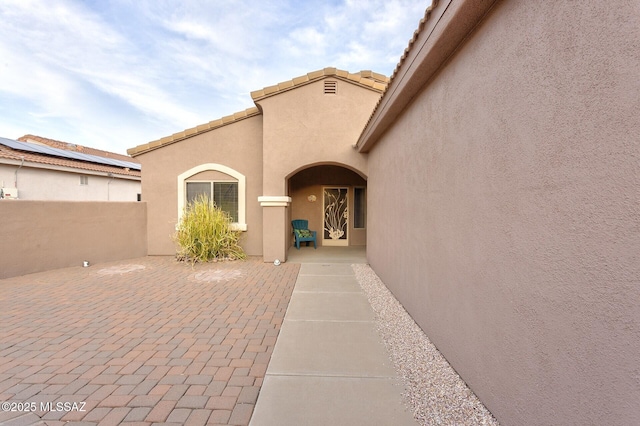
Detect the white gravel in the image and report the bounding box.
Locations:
[352,264,500,426]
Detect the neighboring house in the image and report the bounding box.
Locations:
[0,134,141,201]
[129,1,639,425]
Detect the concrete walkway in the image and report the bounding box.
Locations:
[250,247,417,426]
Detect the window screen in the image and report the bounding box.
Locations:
[213,182,238,223]
[186,182,210,205]
[186,181,239,223]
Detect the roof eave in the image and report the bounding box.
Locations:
[128,67,388,157]
[250,67,388,102]
[0,153,141,178]
[357,0,499,153]
[127,107,261,157]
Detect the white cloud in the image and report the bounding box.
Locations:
[0,0,429,153]
[5,3,202,108]
[284,26,327,58]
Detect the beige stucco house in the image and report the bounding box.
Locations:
[129,1,639,425]
[128,68,386,261]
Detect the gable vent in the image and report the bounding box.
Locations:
[324,80,337,94]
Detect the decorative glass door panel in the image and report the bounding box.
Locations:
[323,187,348,246]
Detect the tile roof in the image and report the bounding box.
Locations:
[357,0,499,152]
[389,1,440,85]
[127,68,389,157]
[127,107,261,157]
[18,134,136,164]
[1,135,141,178]
[357,0,440,146]
[250,67,388,101]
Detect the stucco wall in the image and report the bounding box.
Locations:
[257,77,379,259]
[136,115,263,256]
[0,201,147,278]
[0,164,140,201]
[366,1,640,425]
[258,78,377,196]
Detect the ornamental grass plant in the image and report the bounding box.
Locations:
[174,194,246,263]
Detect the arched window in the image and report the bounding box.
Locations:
[177,164,247,231]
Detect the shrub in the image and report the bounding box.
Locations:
[174,194,246,263]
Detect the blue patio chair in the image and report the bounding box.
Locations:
[292,219,317,249]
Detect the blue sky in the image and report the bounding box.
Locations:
[0,0,426,154]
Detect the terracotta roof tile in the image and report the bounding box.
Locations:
[0,144,141,177]
[388,1,438,83]
[17,134,135,163]
[292,75,310,85]
[249,67,388,102]
[127,106,260,156]
[306,69,324,79]
[3,135,141,177]
[357,1,439,145]
[209,118,224,127]
[196,123,210,132]
[386,1,439,85]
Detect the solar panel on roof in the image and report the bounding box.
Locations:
[0,137,44,155]
[33,144,65,157]
[0,137,141,171]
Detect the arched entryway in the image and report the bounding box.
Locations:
[287,164,367,251]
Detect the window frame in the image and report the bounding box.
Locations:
[185,180,239,223]
[177,163,247,231]
[353,186,366,229]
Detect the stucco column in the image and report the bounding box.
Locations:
[258,196,291,263]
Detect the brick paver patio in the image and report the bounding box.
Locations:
[0,257,299,426]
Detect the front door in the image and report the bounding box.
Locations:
[323,187,348,246]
